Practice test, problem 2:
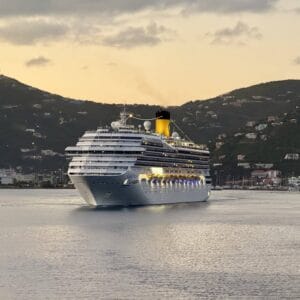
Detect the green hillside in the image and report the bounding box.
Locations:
[0,75,299,175]
[211,109,300,176]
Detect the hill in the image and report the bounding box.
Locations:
[0,75,299,175]
[175,80,300,143]
[211,108,300,177]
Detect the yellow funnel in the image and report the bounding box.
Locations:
[155,110,170,137]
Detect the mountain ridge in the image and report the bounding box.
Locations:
[0,74,299,175]
[2,73,299,106]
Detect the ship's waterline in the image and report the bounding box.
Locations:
[66,109,211,207]
[70,173,210,207]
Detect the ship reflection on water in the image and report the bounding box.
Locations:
[74,199,210,213]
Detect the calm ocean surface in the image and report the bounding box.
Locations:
[0,189,299,299]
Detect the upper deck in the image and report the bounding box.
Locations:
[65,109,209,156]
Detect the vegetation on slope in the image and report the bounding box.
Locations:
[0,75,299,175]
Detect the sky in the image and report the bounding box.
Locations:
[0,0,300,106]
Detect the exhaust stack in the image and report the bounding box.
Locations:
[155,110,170,137]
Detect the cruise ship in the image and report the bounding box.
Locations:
[65,110,211,207]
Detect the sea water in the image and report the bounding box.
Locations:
[0,189,299,299]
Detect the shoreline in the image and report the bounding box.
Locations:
[1,186,299,192]
[0,186,74,189]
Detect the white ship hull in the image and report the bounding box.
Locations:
[70,172,210,207]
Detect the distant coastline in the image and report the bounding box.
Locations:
[1,185,299,192]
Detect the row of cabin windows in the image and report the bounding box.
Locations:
[67,151,142,154]
[142,142,208,154]
[142,142,163,147]
[76,145,141,148]
[71,160,135,163]
[178,149,209,156]
[137,156,209,166]
[83,136,143,140]
[69,172,121,176]
[70,166,128,170]
[142,153,209,163]
[143,145,209,157]
[70,161,132,164]
[135,160,209,169]
[143,151,210,161]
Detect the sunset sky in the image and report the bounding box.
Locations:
[0,0,300,106]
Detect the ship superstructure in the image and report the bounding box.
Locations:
[65,110,211,206]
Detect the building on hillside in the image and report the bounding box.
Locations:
[271,122,283,127]
[206,111,218,119]
[267,116,278,122]
[246,121,256,127]
[0,169,16,185]
[245,133,257,139]
[0,177,14,185]
[254,163,274,169]
[215,142,224,149]
[251,169,280,178]
[288,177,300,187]
[237,154,245,161]
[255,124,268,131]
[238,163,250,169]
[234,132,243,137]
[284,153,299,160]
[251,169,281,185]
[213,163,223,167]
[35,174,56,186]
[217,133,227,140]
[15,173,35,183]
[260,135,267,141]
[25,128,35,133]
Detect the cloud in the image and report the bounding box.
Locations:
[0,17,173,48]
[25,56,51,67]
[293,57,300,65]
[102,22,174,48]
[207,21,262,45]
[182,0,277,14]
[0,0,278,17]
[0,19,69,45]
[0,1,278,47]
